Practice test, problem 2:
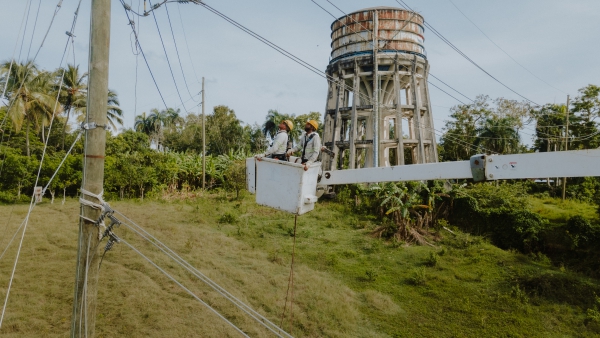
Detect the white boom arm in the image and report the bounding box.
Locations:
[319,149,600,186]
[247,149,600,215]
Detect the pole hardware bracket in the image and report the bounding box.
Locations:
[469,154,487,182]
[81,122,111,131]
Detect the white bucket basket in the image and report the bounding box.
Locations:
[246,157,320,215]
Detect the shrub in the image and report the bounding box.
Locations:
[450,183,547,252]
[425,252,439,267]
[566,215,600,249]
[408,267,427,286]
[218,212,238,224]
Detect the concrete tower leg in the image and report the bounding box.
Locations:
[348,62,359,169]
[394,59,405,165]
[422,61,438,163]
[411,55,426,164]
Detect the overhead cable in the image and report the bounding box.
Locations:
[0,2,81,324]
[25,0,42,61]
[0,1,31,102]
[0,0,64,131]
[446,0,568,95]
[313,0,474,104]
[119,0,169,109]
[120,238,251,337]
[197,2,374,106]
[176,4,202,85]
[148,0,190,111]
[394,0,540,106]
[114,209,294,338]
[164,4,198,102]
[17,0,33,62]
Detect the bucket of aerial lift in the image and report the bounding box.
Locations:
[246,157,320,215]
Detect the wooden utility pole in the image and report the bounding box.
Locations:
[71,0,111,336]
[562,95,570,200]
[202,77,206,189]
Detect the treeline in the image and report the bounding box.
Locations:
[0,61,322,202]
[438,86,600,202]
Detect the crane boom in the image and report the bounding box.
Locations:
[247,149,600,215]
[319,149,600,186]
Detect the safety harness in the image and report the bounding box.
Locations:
[268,130,289,161]
[300,133,315,164]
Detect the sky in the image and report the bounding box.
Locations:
[1,0,599,145]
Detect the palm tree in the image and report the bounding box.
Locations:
[475,117,520,154]
[144,108,183,151]
[75,89,124,130]
[262,109,283,139]
[134,112,154,135]
[1,61,57,156]
[55,64,87,149]
[261,109,301,141]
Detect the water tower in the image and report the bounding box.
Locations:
[322,6,438,171]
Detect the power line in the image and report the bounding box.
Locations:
[25,0,42,61]
[148,0,189,112]
[0,2,82,325]
[176,4,202,85]
[0,0,64,134]
[164,3,198,102]
[446,0,568,95]
[114,209,293,337]
[119,0,169,110]
[313,0,474,105]
[0,1,31,102]
[428,73,473,102]
[17,0,33,62]
[119,238,251,337]
[428,81,466,105]
[394,0,540,106]
[197,2,373,106]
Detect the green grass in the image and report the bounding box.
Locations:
[530,196,599,224]
[1,193,600,337]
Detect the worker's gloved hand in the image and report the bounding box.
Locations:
[255,154,264,161]
[286,149,293,157]
[303,161,313,171]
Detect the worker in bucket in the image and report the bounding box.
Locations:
[255,119,294,161]
[286,120,321,171]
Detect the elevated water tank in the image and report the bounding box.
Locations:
[330,6,426,62]
[321,6,438,177]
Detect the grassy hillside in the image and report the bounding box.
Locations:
[1,194,599,337]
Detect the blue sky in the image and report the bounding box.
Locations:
[1,0,599,145]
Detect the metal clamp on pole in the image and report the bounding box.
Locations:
[469,154,487,182]
[81,122,111,131]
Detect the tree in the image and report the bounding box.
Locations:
[1,61,58,156]
[531,104,567,153]
[439,96,529,160]
[570,85,600,149]
[55,64,87,149]
[262,109,284,140]
[439,96,492,161]
[572,85,600,123]
[261,109,319,144]
[206,105,246,155]
[475,117,521,154]
[134,112,154,135]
